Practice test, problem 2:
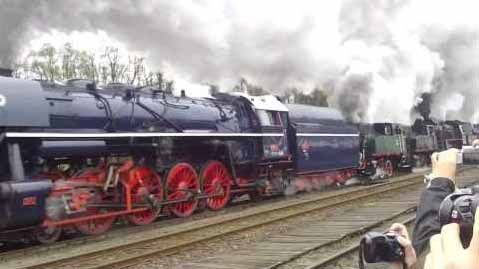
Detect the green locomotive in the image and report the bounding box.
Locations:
[358,123,409,180]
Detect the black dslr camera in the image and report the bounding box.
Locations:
[439,145,479,228]
[439,187,479,225]
[359,232,405,269]
[439,186,479,246]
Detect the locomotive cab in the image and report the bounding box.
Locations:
[442,121,467,149]
[228,93,293,196]
[459,122,476,145]
[231,93,290,161]
[409,119,440,166]
[256,109,289,159]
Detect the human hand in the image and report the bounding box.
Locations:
[424,208,479,269]
[388,223,417,269]
[473,139,479,148]
[430,148,459,184]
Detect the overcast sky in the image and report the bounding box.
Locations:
[1,0,478,123]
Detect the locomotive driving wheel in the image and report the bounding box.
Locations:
[384,160,394,178]
[125,167,163,226]
[73,189,116,235]
[75,208,117,235]
[166,163,200,217]
[200,161,232,211]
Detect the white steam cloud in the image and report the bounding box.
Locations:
[0,0,477,124]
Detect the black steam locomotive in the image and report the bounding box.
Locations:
[0,76,360,243]
[0,73,475,244]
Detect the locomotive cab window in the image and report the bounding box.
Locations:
[279,112,288,128]
[384,125,392,135]
[257,110,282,126]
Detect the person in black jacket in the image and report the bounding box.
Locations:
[388,143,479,269]
[412,149,458,256]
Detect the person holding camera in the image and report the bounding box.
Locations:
[413,147,479,268]
[364,140,479,269]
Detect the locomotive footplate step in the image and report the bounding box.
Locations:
[181,188,422,269]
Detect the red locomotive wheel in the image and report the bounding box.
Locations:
[74,208,116,235]
[385,160,394,178]
[201,161,232,211]
[126,167,163,226]
[166,163,200,218]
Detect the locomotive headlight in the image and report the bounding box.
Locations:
[0,94,6,107]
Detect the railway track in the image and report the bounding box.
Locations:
[0,195,264,258]
[1,168,476,269]
[301,216,416,269]
[269,209,417,269]
[182,169,479,269]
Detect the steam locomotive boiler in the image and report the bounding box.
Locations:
[0,77,297,242]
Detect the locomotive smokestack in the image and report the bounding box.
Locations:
[0,67,13,77]
[414,93,432,121]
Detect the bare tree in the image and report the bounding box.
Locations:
[102,46,126,83]
[28,44,60,81]
[165,80,174,94]
[142,71,155,86]
[61,43,78,80]
[15,43,178,92]
[77,51,98,82]
[233,77,268,96]
[127,56,145,85]
[156,72,164,89]
[284,88,329,107]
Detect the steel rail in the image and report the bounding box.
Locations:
[304,216,417,269]
[266,209,417,269]
[278,173,479,269]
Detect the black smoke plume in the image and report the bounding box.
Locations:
[414,93,432,120]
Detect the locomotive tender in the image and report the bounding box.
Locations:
[0,76,359,243]
[288,104,359,185]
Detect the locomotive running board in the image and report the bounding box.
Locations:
[5,132,285,138]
